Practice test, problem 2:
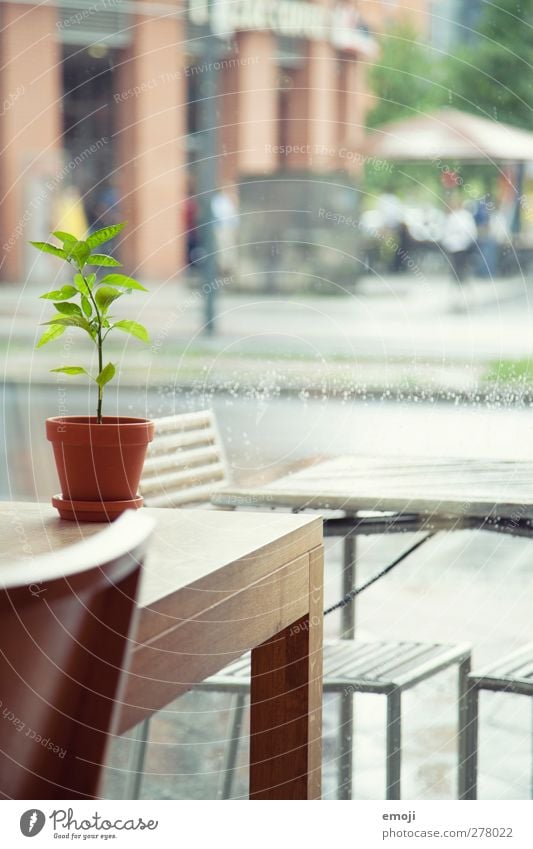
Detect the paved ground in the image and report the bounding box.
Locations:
[3,272,533,401]
[2,272,531,359]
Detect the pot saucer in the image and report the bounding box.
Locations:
[52,494,144,522]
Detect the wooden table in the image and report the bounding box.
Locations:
[212,455,533,637]
[0,502,324,800]
[212,455,533,521]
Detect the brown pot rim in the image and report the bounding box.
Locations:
[46,416,155,446]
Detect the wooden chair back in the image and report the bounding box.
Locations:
[0,510,154,799]
[139,410,229,507]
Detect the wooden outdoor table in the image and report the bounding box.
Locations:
[212,455,533,638]
[0,502,324,800]
[212,455,533,521]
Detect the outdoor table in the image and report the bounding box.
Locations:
[0,502,324,800]
[211,455,533,636]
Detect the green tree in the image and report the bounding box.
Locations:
[450,0,533,129]
[366,23,447,129]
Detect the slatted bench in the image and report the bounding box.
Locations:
[139,410,228,507]
[463,643,533,799]
[198,639,471,800]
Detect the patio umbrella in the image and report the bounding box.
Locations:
[364,108,533,164]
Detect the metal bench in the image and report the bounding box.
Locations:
[463,643,533,799]
[128,411,472,800]
[198,639,471,800]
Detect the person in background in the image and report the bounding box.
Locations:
[52,184,89,240]
[377,187,407,272]
[441,195,477,286]
[473,195,498,278]
[183,183,200,266]
[211,186,239,276]
[86,180,122,258]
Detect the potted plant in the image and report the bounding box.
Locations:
[31,222,154,521]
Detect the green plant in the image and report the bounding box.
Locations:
[31,222,149,423]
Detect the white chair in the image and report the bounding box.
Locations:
[139,410,228,508]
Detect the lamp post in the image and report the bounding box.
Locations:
[196,27,220,336]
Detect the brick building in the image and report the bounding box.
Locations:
[0,0,427,283]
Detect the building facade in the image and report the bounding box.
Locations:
[0,0,427,283]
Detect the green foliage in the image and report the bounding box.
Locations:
[99,273,148,292]
[96,362,116,388]
[366,23,447,130]
[29,242,68,260]
[31,222,149,422]
[449,0,533,129]
[40,285,78,301]
[113,320,150,343]
[362,16,512,197]
[36,324,65,348]
[86,222,126,249]
[95,286,122,312]
[86,254,122,267]
[50,366,89,376]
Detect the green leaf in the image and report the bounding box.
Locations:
[40,285,78,301]
[41,315,92,331]
[73,273,93,296]
[52,230,77,244]
[95,285,122,312]
[87,222,126,249]
[112,319,150,343]
[98,273,147,292]
[54,302,82,317]
[50,366,89,376]
[86,254,122,267]
[64,240,91,267]
[81,295,92,318]
[30,241,67,260]
[96,362,116,388]
[36,324,65,348]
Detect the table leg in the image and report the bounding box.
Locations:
[338,691,354,799]
[249,546,323,799]
[342,536,357,639]
[339,536,356,798]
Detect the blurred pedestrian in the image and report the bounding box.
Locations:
[473,195,498,278]
[377,187,406,272]
[183,184,200,266]
[87,180,122,258]
[211,186,239,276]
[52,184,88,240]
[87,180,121,231]
[441,196,477,285]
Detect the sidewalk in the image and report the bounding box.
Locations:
[2,273,532,401]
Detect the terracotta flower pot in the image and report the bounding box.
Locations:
[46,416,155,521]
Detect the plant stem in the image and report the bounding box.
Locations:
[96,322,103,423]
[80,268,104,423]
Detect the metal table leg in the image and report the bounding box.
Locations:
[338,689,354,799]
[386,690,402,800]
[457,655,472,800]
[342,536,356,639]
